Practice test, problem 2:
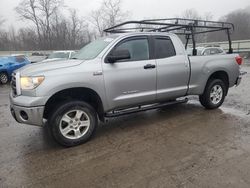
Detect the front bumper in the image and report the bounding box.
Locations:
[9,93,47,127]
[10,104,45,126]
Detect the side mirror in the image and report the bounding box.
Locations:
[106,49,131,63]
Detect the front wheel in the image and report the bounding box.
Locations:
[0,72,8,84]
[49,101,98,147]
[199,79,227,109]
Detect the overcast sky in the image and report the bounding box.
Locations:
[1,0,250,29]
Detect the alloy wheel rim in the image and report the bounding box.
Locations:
[0,74,8,84]
[210,85,223,105]
[59,110,90,140]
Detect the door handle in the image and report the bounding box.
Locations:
[144,64,156,69]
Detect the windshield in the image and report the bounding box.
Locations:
[72,37,116,60]
[48,52,70,59]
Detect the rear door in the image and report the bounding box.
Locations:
[153,36,190,101]
[102,36,157,110]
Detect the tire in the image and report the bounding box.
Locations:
[48,101,98,147]
[0,72,8,84]
[199,79,227,109]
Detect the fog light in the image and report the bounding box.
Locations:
[20,111,28,121]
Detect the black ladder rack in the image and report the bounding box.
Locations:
[104,18,234,55]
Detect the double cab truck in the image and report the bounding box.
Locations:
[10,19,243,146]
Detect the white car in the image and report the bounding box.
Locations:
[197,47,226,56]
[42,51,76,63]
[187,47,226,56]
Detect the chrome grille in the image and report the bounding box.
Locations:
[11,73,17,96]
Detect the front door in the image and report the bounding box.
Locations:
[102,36,157,110]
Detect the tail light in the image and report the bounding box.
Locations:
[235,56,243,65]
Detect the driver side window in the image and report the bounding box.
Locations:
[113,37,149,62]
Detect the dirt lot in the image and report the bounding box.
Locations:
[0,65,250,188]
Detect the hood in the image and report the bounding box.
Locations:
[18,59,84,76]
[41,58,66,63]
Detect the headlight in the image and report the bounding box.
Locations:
[20,76,45,90]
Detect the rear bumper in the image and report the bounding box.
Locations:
[235,77,242,86]
[236,71,247,86]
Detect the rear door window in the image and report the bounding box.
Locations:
[154,37,176,59]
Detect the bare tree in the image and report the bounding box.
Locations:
[68,9,88,48]
[0,31,9,50]
[50,9,89,50]
[15,0,42,46]
[0,16,5,49]
[38,0,63,48]
[91,9,106,37]
[223,10,250,40]
[16,0,64,49]
[50,11,68,49]
[12,0,128,50]
[178,9,216,43]
[207,7,250,42]
[0,17,5,27]
[102,0,127,28]
[181,9,201,20]
[18,27,38,50]
[90,0,128,37]
[0,16,8,50]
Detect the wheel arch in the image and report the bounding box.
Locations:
[0,70,9,76]
[43,87,105,122]
[204,70,229,95]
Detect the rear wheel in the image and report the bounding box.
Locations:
[199,79,227,109]
[0,72,8,84]
[49,101,98,147]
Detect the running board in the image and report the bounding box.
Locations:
[105,98,188,118]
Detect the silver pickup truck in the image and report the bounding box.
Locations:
[9,32,243,146]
